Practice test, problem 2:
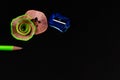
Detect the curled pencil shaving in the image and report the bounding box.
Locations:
[11,15,36,41]
[25,10,48,35]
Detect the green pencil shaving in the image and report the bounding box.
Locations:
[0,45,22,51]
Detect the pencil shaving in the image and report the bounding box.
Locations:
[25,10,48,35]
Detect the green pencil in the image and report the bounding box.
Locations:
[0,45,22,51]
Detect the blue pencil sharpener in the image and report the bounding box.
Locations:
[49,13,70,33]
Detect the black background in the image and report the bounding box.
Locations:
[0,0,120,80]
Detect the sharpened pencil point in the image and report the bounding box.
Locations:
[13,46,23,50]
